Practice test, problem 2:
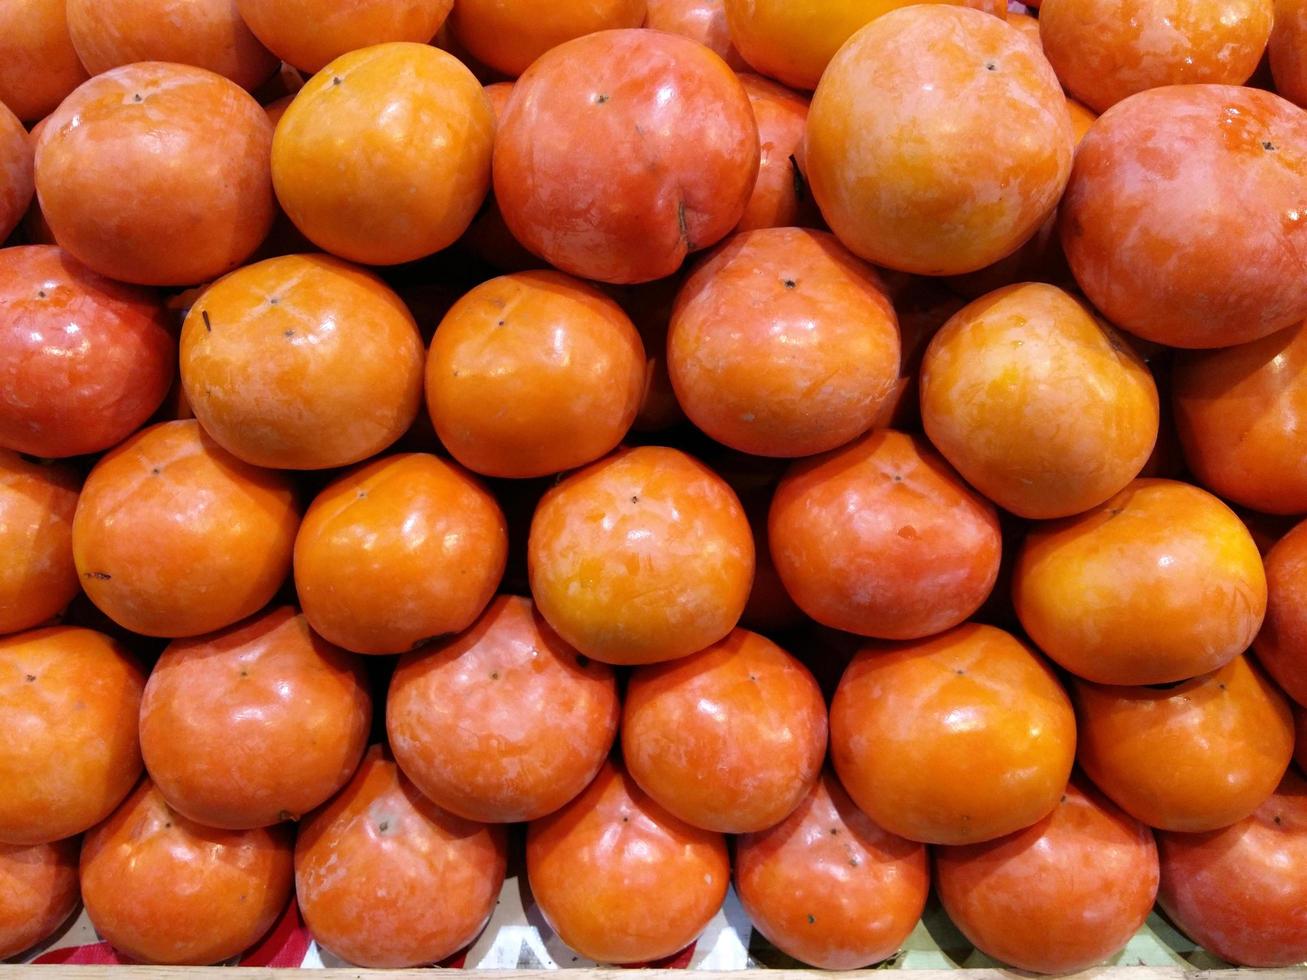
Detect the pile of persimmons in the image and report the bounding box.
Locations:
[4,0,1307,972]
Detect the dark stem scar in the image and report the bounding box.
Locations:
[201,309,211,332]
[783,278,796,289]
[593,93,609,104]
[83,571,112,580]
[332,76,342,86]
[25,674,35,682]
[807,914,816,925]
[1264,141,1278,151]
[133,93,142,102]
[284,329,295,338]
[379,820,390,832]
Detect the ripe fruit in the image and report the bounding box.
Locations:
[668,228,900,458]
[805,5,1073,275]
[736,75,816,232]
[0,0,88,121]
[296,746,507,968]
[1014,479,1266,685]
[0,246,174,458]
[645,0,743,70]
[1271,0,1307,108]
[920,283,1159,519]
[81,780,293,965]
[388,596,620,823]
[1075,655,1294,832]
[449,0,646,77]
[623,629,827,833]
[527,760,729,964]
[295,454,507,655]
[769,429,1001,640]
[830,623,1076,845]
[735,770,929,970]
[0,627,144,845]
[0,106,32,242]
[935,778,1159,973]
[0,837,79,960]
[494,29,759,283]
[1257,518,1307,706]
[34,62,274,286]
[426,271,646,477]
[528,446,753,665]
[0,453,79,635]
[72,420,300,638]
[1061,84,1307,348]
[236,0,454,72]
[179,254,425,470]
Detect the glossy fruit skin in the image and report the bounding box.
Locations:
[295,454,507,655]
[273,43,493,265]
[450,0,646,77]
[769,429,1001,640]
[0,246,175,458]
[493,29,760,284]
[296,745,507,968]
[0,104,33,242]
[668,228,900,458]
[180,254,425,470]
[645,0,744,70]
[0,453,79,636]
[528,446,754,665]
[71,420,300,638]
[427,271,646,478]
[935,778,1159,973]
[0,0,88,121]
[1158,771,1307,967]
[735,770,928,970]
[1297,707,1307,772]
[81,779,293,965]
[736,75,817,232]
[1039,0,1273,114]
[34,63,274,287]
[830,623,1076,846]
[526,759,729,964]
[921,283,1159,519]
[1271,0,1307,108]
[1174,324,1307,515]
[140,607,371,830]
[623,629,827,833]
[66,0,279,91]
[1255,519,1307,707]
[236,0,452,72]
[1014,479,1266,686]
[1061,85,1307,348]
[0,836,79,960]
[805,6,1073,276]
[1075,655,1294,832]
[0,627,144,846]
[388,596,619,823]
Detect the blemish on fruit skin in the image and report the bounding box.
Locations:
[83,570,111,580]
[807,914,816,924]
[24,674,35,683]
[332,76,343,86]
[201,309,211,332]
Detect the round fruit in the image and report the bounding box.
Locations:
[0,837,79,960]
[296,746,507,968]
[236,0,453,72]
[449,0,646,77]
[179,254,425,470]
[1271,0,1307,108]
[528,446,753,665]
[0,0,88,121]
[526,760,729,964]
[1014,479,1266,685]
[736,75,816,232]
[34,62,274,286]
[427,271,645,477]
[623,629,827,833]
[0,104,33,242]
[71,420,300,638]
[805,5,1073,275]
[1257,518,1307,706]
[0,627,144,845]
[645,0,743,69]
[0,452,79,636]
[830,623,1076,845]
[388,596,620,823]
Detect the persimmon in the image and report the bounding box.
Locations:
[0,626,144,845]
[1255,518,1307,706]
[493,29,759,284]
[81,779,293,965]
[450,0,646,77]
[527,760,729,964]
[0,105,32,242]
[935,778,1159,973]
[736,76,818,232]
[805,5,1072,275]
[1039,0,1273,113]
[0,246,174,458]
[921,283,1159,519]
[71,420,300,638]
[0,0,88,122]
[528,446,753,665]
[427,271,646,477]
[1271,0,1307,108]
[179,254,425,470]
[623,629,827,833]
[668,228,899,458]
[830,623,1076,845]
[0,453,79,636]
[769,429,1001,640]
[1014,479,1266,686]
[1061,85,1307,348]
[1158,771,1307,967]
[388,596,619,823]
[236,0,453,72]
[645,0,744,69]
[0,837,79,960]
[1298,707,1307,771]
[1075,655,1294,832]
[734,770,928,970]
[34,62,274,287]
[296,745,507,968]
